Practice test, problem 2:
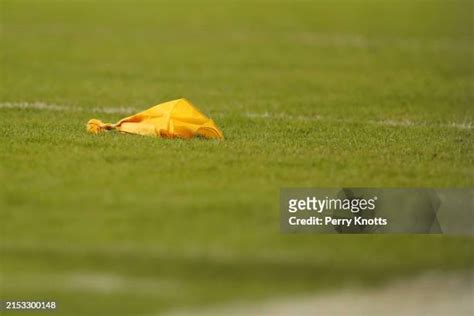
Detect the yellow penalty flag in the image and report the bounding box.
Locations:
[86,98,223,139]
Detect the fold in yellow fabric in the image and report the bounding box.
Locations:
[86,98,223,139]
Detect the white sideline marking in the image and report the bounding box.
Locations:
[0,102,472,130]
[3,271,180,295]
[162,272,473,316]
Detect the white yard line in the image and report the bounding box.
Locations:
[240,111,473,129]
[0,101,137,114]
[162,272,473,316]
[0,102,472,130]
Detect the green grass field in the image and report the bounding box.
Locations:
[1,0,473,315]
